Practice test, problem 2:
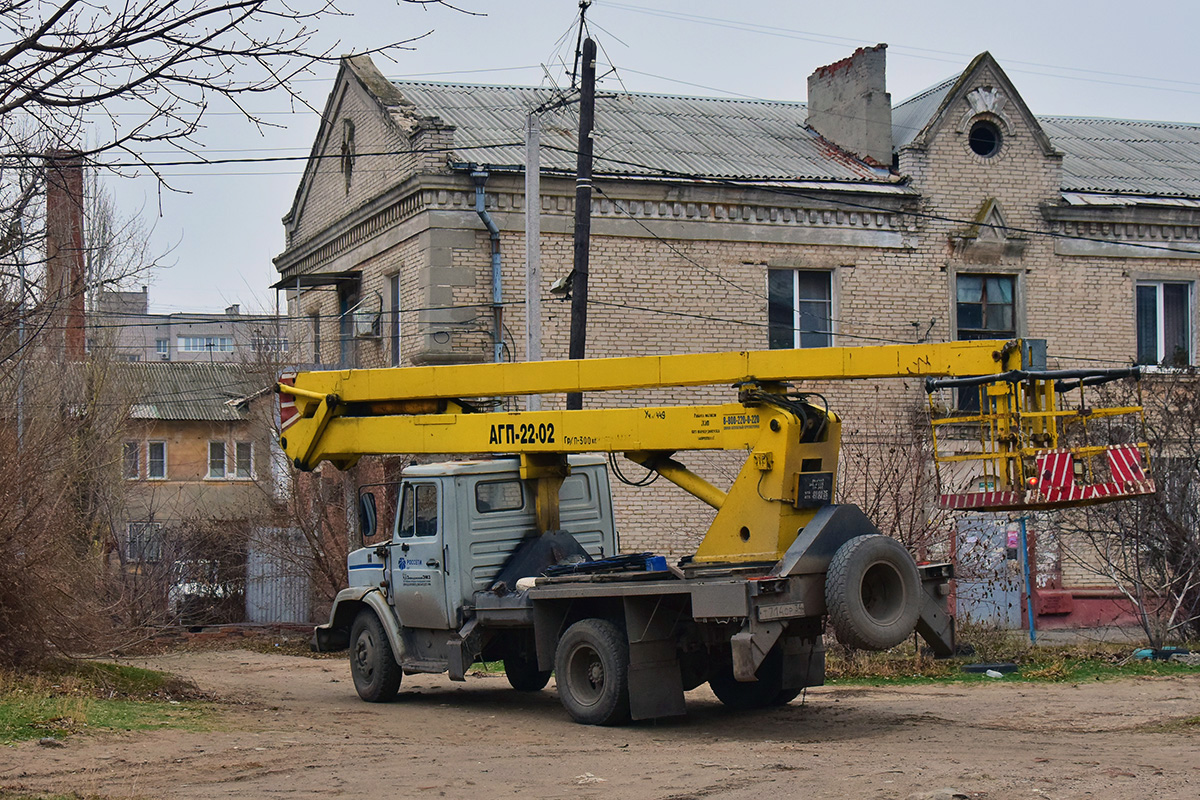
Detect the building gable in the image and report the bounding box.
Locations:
[281,56,451,251]
[899,52,1058,160]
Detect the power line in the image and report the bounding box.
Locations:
[5,141,524,170]
[599,2,1200,99]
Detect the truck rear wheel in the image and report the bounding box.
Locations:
[349,609,402,702]
[708,647,783,711]
[554,619,631,725]
[825,534,921,651]
[504,654,551,692]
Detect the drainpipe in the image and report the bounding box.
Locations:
[472,169,503,363]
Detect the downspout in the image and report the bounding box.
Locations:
[472,168,503,363]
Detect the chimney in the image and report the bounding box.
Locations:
[45,150,86,359]
[225,303,241,316]
[806,44,893,166]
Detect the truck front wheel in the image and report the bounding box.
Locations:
[554,619,631,725]
[349,610,402,702]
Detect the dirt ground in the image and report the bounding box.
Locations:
[2,649,1198,800]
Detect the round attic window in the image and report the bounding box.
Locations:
[968,120,1002,158]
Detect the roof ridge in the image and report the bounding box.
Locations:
[893,74,960,110]
[388,79,805,107]
[1039,114,1200,128]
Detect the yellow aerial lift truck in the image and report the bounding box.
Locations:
[277,339,1151,724]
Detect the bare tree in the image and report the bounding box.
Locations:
[837,393,951,561]
[1,2,439,161]
[1,1,447,351]
[1055,374,1200,648]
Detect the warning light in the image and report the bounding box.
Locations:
[1026,476,1039,489]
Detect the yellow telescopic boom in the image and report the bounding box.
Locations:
[278,340,1027,564]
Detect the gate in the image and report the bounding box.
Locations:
[955,515,1023,628]
[246,527,311,623]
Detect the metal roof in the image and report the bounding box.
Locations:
[392,81,896,184]
[892,75,1200,199]
[123,362,265,422]
[892,75,959,150]
[394,76,1200,201]
[1041,117,1200,198]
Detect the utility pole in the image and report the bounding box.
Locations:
[525,111,543,412]
[566,36,596,411]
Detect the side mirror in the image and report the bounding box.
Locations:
[358,491,378,540]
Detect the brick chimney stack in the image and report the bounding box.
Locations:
[45,150,86,359]
[806,44,893,166]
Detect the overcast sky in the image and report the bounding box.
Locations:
[103,0,1200,314]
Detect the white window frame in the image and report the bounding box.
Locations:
[767,268,835,349]
[178,336,234,353]
[208,441,227,479]
[147,440,167,480]
[1136,280,1192,368]
[155,338,169,357]
[234,441,254,479]
[250,335,289,354]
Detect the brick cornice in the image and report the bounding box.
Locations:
[1044,203,1200,258]
[275,173,919,278]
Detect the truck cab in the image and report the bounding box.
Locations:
[316,456,618,682]
[348,455,615,627]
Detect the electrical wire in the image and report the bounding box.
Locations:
[608,452,660,487]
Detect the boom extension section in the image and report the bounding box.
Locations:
[279,340,1031,564]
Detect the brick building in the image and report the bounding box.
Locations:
[274,46,1200,630]
[118,361,289,622]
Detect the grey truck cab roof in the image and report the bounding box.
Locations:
[401,455,607,478]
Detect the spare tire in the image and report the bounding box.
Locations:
[825,534,921,651]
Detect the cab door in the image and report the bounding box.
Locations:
[390,481,453,629]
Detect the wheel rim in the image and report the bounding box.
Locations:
[860,560,905,625]
[355,630,377,681]
[565,642,605,707]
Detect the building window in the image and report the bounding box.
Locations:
[250,335,289,354]
[956,273,1016,410]
[956,274,1015,340]
[311,312,321,365]
[341,118,356,194]
[148,441,167,479]
[123,442,140,480]
[155,338,169,359]
[178,336,234,353]
[208,441,226,478]
[768,269,833,348]
[1136,281,1191,367]
[389,273,401,367]
[968,120,1002,158]
[235,442,254,479]
[338,282,359,368]
[127,522,162,562]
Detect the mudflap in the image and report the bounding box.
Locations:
[915,562,956,657]
[780,634,825,691]
[623,596,686,721]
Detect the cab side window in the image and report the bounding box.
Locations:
[398,483,438,538]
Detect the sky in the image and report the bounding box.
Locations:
[101,0,1200,314]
